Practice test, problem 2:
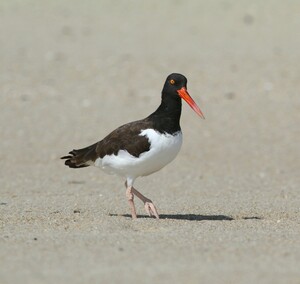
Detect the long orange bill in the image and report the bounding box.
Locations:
[177,87,205,119]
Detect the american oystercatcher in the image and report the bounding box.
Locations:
[61,73,204,219]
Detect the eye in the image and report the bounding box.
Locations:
[170,79,175,85]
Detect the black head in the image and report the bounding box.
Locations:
[161,73,205,119]
[148,73,204,134]
[162,73,188,96]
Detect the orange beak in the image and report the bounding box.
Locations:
[177,87,205,119]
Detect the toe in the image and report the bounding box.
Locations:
[144,202,159,219]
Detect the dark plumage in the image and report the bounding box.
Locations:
[61,120,153,168]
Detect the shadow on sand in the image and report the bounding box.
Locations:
[109,213,233,221]
[109,213,263,221]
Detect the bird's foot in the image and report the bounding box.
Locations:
[125,182,159,219]
[144,200,159,219]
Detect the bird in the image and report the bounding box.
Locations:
[61,73,204,219]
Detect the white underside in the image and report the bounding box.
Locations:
[94,129,182,186]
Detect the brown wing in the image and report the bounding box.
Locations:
[61,118,154,168]
[96,119,153,158]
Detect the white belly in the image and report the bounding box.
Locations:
[94,129,182,181]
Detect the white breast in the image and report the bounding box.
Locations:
[94,129,183,181]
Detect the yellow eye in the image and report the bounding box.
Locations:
[170,79,175,85]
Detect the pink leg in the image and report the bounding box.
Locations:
[124,181,159,219]
[126,186,137,219]
[131,187,159,219]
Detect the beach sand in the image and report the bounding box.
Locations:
[1,1,300,283]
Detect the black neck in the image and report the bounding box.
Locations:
[147,93,182,134]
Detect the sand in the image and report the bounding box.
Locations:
[1,1,300,283]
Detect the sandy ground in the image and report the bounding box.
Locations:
[1,1,300,283]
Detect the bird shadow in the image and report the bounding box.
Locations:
[109,213,234,221]
[109,213,263,221]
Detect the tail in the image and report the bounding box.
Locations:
[61,143,98,168]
